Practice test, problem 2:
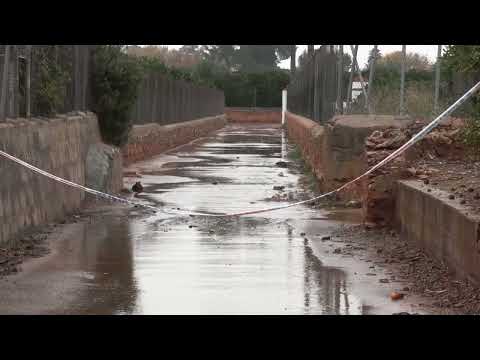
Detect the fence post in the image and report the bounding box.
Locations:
[12,45,19,118]
[399,45,406,116]
[434,45,442,114]
[0,45,10,121]
[346,45,358,114]
[367,45,378,101]
[313,52,318,121]
[282,89,287,125]
[73,45,81,111]
[349,45,369,113]
[82,46,89,111]
[336,45,343,114]
[26,45,31,118]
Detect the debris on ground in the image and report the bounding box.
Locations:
[390,292,405,301]
[330,224,480,314]
[0,232,51,278]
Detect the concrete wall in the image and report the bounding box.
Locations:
[285,111,412,203]
[226,108,281,123]
[0,112,122,245]
[395,180,480,284]
[122,114,227,166]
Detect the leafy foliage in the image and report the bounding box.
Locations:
[214,70,291,107]
[90,45,142,146]
[442,46,480,154]
[33,46,70,117]
[461,115,480,158]
[442,46,480,72]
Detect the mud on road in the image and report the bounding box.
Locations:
[0,123,459,315]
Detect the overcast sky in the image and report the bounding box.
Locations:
[161,45,441,68]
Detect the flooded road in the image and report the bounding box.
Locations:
[0,124,426,315]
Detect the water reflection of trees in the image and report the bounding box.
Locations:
[302,240,361,315]
[74,218,138,314]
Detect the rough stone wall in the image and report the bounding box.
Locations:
[226,108,281,123]
[122,114,227,166]
[0,112,122,245]
[395,180,480,284]
[285,111,412,204]
[285,111,325,180]
[85,143,123,194]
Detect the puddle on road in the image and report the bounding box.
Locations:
[0,124,367,315]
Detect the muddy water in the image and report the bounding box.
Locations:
[0,124,371,314]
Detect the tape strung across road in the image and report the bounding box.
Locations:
[1,80,480,218]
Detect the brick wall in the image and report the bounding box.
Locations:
[122,115,227,166]
[226,108,281,123]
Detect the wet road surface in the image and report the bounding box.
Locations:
[0,123,428,314]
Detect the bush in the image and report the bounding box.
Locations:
[462,117,480,158]
[33,46,70,117]
[442,46,480,153]
[214,70,290,107]
[351,81,442,119]
[91,46,142,147]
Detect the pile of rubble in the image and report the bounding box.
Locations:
[363,117,467,226]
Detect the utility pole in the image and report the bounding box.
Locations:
[399,45,406,116]
[434,45,442,114]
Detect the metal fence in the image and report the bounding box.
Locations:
[286,45,477,123]
[1,45,225,125]
[287,45,339,122]
[0,45,92,121]
[130,72,225,125]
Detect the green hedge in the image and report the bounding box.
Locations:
[214,70,291,108]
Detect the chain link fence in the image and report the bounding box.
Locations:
[287,46,339,122]
[286,45,478,123]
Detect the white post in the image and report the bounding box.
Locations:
[282,89,287,125]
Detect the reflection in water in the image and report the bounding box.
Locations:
[302,240,360,315]
[0,124,365,315]
[70,219,139,315]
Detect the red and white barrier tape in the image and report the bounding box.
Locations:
[1,80,479,218]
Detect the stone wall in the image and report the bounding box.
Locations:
[226,108,281,123]
[0,112,122,245]
[122,114,227,166]
[285,111,412,204]
[395,180,480,284]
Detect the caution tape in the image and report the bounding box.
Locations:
[1,80,480,218]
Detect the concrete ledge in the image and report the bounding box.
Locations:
[285,112,412,203]
[395,180,480,284]
[226,108,281,123]
[122,114,227,166]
